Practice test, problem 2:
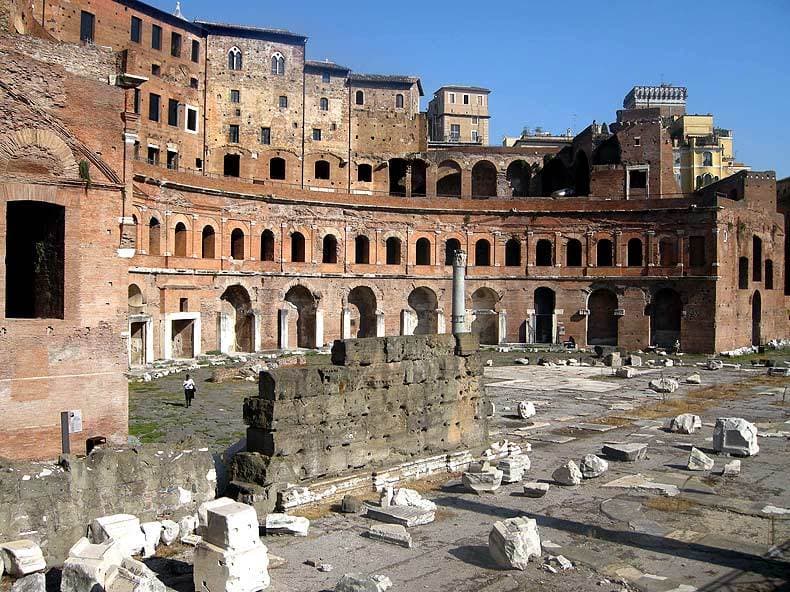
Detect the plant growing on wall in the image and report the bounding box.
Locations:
[79,159,91,187]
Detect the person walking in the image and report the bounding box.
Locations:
[183,374,196,408]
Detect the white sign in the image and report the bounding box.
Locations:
[68,410,83,434]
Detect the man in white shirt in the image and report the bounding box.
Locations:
[183,374,196,408]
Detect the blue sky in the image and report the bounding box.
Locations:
[155,0,790,178]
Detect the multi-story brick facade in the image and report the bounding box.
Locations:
[1,0,788,459]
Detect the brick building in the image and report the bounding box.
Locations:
[0,0,788,459]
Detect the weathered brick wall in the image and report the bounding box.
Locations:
[0,445,216,565]
[232,334,487,489]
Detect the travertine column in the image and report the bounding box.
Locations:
[452,249,467,335]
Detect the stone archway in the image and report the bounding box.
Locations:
[284,285,317,348]
[587,289,618,346]
[752,291,761,346]
[220,285,254,353]
[534,287,556,344]
[471,287,499,345]
[650,288,682,349]
[348,286,378,338]
[408,287,438,335]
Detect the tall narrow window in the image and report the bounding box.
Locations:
[133,89,141,114]
[416,238,431,266]
[174,222,187,257]
[279,96,288,109]
[738,257,749,289]
[228,47,242,70]
[322,234,338,264]
[312,128,322,141]
[168,99,179,127]
[505,239,521,267]
[229,125,240,144]
[566,239,582,267]
[191,40,200,63]
[230,89,240,103]
[230,229,244,260]
[260,127,271,145]
[148,217,161,255]
[79,11,95,43]
[354,235,370,264]
[290,232,305,262]
[5,202,65,319]
[355,90,364,105]
[753,236,762,281]
[201,226,215,259]
[170,32,182,57]
[151,24,162,50]
[319,97,329,111]
[186,107,198,132]
[130,16,142,43]
[386,237,402,265]
[271,53,285,75]
[260,230,275,261]
[395,94,404,109]
[148,93,160,122]
[322,71,331,83]
[536,239,553,267]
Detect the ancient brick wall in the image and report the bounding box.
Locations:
[232,334,487,489]
[0,445,216,565]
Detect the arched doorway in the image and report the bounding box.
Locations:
[416,238,431,265]
[389,158,408,196]
[437,160,461,197]
[587,289,618,346]
[202,226,215,259]
[534,287,555,344]
[506,160,531,197]
[230,228,244,260]
[174,222,188,257]
[386,237,402,265]
[348,286,377,338]
[445,238,461,265]
[471,287,499,344]
[471,161,497,198]
[408,287,438,335]
[322,234,338,264]
[220,285,254,353]
[411,159,427,197]
[752,291,761,346]
[284,285,317,349]
[128,284,148,367]
[475,239,491,266]
[650,288,682,348]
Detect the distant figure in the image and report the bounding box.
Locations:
[183,374,196,408]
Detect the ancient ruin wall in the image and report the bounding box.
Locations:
[232,334,487,490]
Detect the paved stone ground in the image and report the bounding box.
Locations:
[131,352,790,592]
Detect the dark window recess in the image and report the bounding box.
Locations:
[5,201,65,319]
[355,90,364,105]
[168,99,179,126]
[179,298,188,312]
[689,236,706,267]
[79,11,95,43]
[171,32,182,57]
[151,24,162,50]
[191,40,200,63]
[357,164,372,182]
[234,108,241,117]
[148,93,160,121]
[186,108,197,132]
[314,160,330,180]
[195,158,203,170]
[133,89,141,114]
[321,71,330,83]
[151,64,160,76]
[312,128,321,141]
[629,169,647,189]
[147,146,159,165]
[228,125,240,143]
[270,157,285,180]
[230,89,240,103]
[738,257,749,289]
[279,96,288,109]
[190,77,199,89]
[260,127,271,145]
[130,16,142,43]
[166,150,178,170]
[224,154,240,177]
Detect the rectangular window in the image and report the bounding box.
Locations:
[79,11,95,43]
[148,93,160,122]
[478,95,483,105]
[279,95,288,109]
[689,236,706,267]
[133,89,141,114]
[260,127,271,145]
[629,169,647,189]
[195,158,203,170]
[634,136,641,147]
[230,89,240,103]
[147,146,159,165]
[190,77,198,89]
[449,92,455,104]
[168,98,179,126]
[171,32,182,57]
[5,202,65,319]
[186,107,198,132]
[130,16,142,43]
[166,150,178,170]
[151,24,162,50]
[229,124,240,143]
[191,39,200,63]
[471,130,478,142]
[322,71,330,83]
[450,124,460,141]
[472,116,479,125]
[312,128,321,141]
[151,63,160,76]
[463,94,469,105]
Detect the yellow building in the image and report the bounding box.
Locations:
[427,85,490,145]
[670,114,750,192]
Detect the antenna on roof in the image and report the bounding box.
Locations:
[174,1,184,18]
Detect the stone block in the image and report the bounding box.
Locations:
[522,482,550,498]
[579,455,608,479]
[61,538,125,592]
[721,459,741,476]
[198,498,237,529]
[140,522,161,559]
[334,574,392,592]
[455,333,480,356]
[366,524,412,548]
[331,337,387,367]
[688,447,714,471]
[159,520,179,546]
[667,414,702,434]
[713,418,759,456]
[193,539,270,592]
[107,557,166,592]
[517,401,536,419]
[462,467,503,494]
[89,514,146,557]
[686,373,702,384]
[604,352,622,367]
[488,517,541,570]
[340,495,362,514]
[10,573,45,592]
[552,461,582,485]
[615,367,637,378]
[627,355,642,367]
[649,378,679,393]
[391,488,436,512]
[264,514,310,536]
[0,541,46,577]
[498,455,530,484]
[204,502,260,550]
[178,514,199,539]
[366,505,434,527]
[602,443,648,462]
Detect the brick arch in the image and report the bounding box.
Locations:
[0,128,79,178]
[278,279,323,304]
[339,281,386,310]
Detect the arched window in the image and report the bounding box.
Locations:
[702,173,713,186]
[475,239,491,266]
[753,236,762,281]
[354,235,370,264]
[596,239,613,267]
[291,231,305,262]
[148,217,161,256]
[702,151,713,167]
[319,97,328,111]
[271,52,284,75]
[765,259,774,289]
[695,175,703,189]
[228,47,242,70]
[416,238,431,266]
[395,93,404,109]
[357,164,372,182]
[536,239,553,266]
[505,239,521,267]
[270,157,286,180]
[566,239,582,267]
[260,229,275,262]
[445,238,461,266]
[627,238,643,267]
[230,228,244,260]
[202,225,215,259]
[172,222,187,257]
[322,234,338,264]
[314,160,330,180]
[355,90,364,105]
[386,237,402,265]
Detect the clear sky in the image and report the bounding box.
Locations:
[153,0,790,178]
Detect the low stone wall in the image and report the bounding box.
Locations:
[231,334,488,512]
[0,445,216,565]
